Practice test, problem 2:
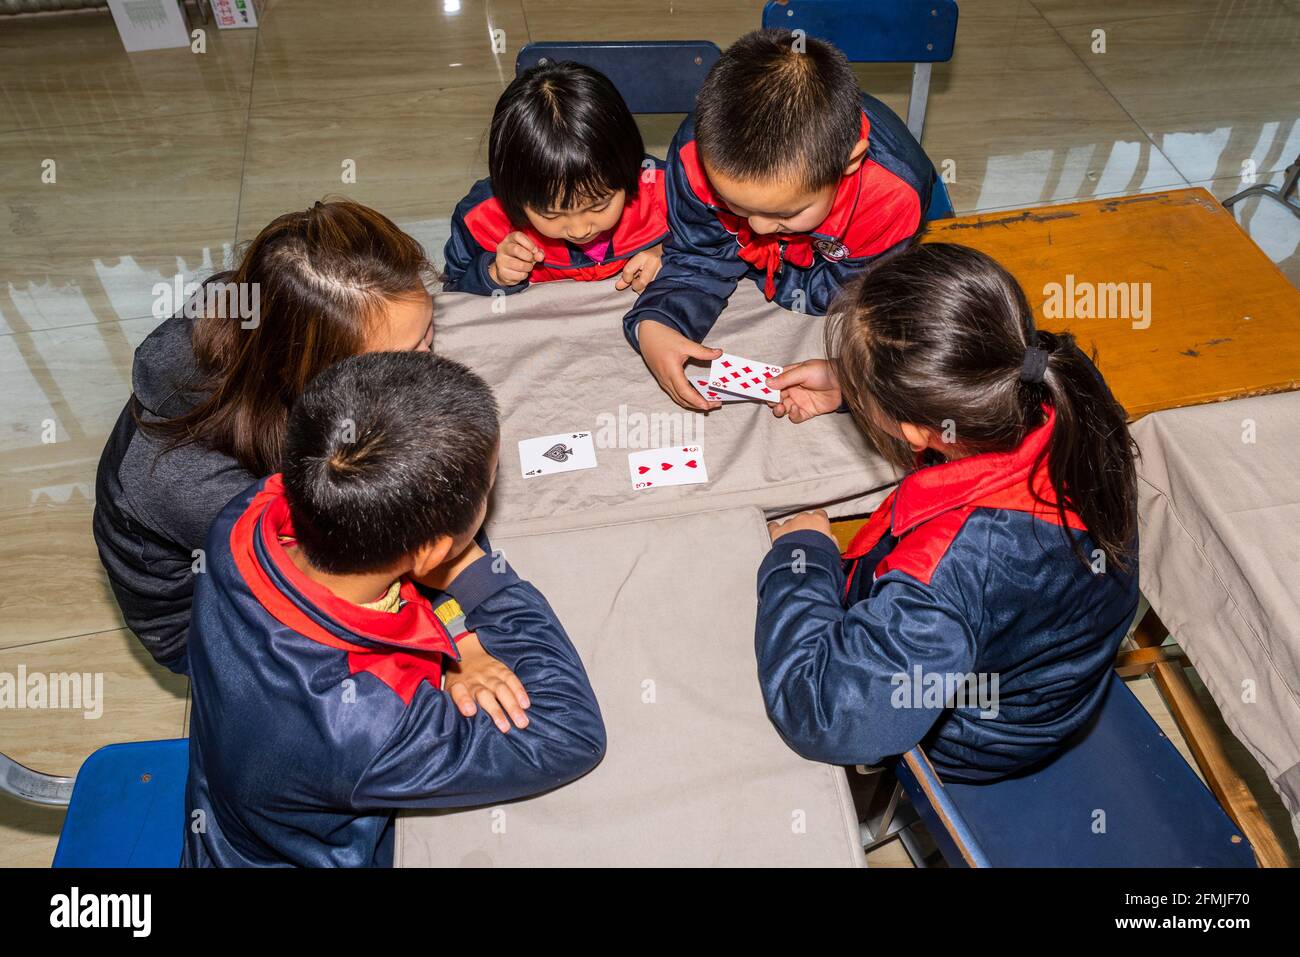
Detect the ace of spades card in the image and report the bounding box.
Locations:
[518,431,598,479]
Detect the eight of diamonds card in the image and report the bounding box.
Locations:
[708,353,783,403]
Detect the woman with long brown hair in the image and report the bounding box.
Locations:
[94,199,435,675]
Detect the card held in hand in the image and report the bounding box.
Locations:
[627,446,708,490]
[708,353,783,403]
[688,373,745,404]
[519,431,597,479]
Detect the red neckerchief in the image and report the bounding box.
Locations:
[681,113,870,300]
[844,406,1085,562]
[228,475,457,704]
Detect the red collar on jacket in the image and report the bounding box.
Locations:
[228,475,456,703]
[845,407,1086,563]
[463,169,669,272]
[679,112,918,299]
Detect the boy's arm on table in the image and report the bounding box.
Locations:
[351,550,605,810]
[756,530,976,766]
[622,131,748,349]
[441,190,529,297]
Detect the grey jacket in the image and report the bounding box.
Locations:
[93,311,256,672]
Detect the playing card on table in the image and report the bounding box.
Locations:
[519,431,597,479]
[627,446,708,490]
[708,353,783,403]
[688,372,746,404]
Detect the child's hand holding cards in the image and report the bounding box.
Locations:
[519,431,597,478]
[708,353,783,404]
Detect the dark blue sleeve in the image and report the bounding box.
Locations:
[767,253,873,317]
[351,552,605,808]
[622,121,749,350]
[441,183,530,297]
[755,531,976,766]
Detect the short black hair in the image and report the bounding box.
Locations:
[695,29,862,191]
[489,61,645,225]
[282,352,499,575]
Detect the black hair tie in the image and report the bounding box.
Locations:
[1019,345,1050,384]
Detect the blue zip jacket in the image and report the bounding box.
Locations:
[184,475,606,866]
[756,409,1138,781]
[623,95,936,349]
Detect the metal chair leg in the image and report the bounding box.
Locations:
[0,751,74,807]
[1222,154,1300,219]
[906,62,931,145]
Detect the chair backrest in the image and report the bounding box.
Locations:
[762,0,959,142]
[52,739,189,868]
[515,41,722,114]
[762,0,958,62]
[897,673,1258,867]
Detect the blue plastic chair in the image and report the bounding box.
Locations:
[50,739,189,868]
[762,0,958,145]
[890,674,1257,867]
[515,41,721,114]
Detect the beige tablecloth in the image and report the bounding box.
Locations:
[1133,391,1300,839]
[396,507,865,867]
[398,278,897,866]
[432,278,898,537]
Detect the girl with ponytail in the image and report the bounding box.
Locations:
[754,243,1140,780]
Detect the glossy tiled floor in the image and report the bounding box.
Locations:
[2,0,1298,867]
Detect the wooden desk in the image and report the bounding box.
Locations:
[831,187,1300,549]
[923,188,1300,419]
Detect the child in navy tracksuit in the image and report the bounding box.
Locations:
[184,352,605,867]
[444,61,669,296]
[624,30,937,411]
[757,243,1140,781]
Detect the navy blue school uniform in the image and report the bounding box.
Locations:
[183,475,606,867]
[622,95,936,350]
[442,156,669,295]
[755,408,1138,782]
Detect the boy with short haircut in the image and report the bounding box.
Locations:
[184,351,605,867]
[625,29,937,410]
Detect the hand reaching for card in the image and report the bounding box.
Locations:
[637,320,723,411]
[615,244,663,293]
[443,633,531,733]
[767,509,833,544]
[490,231,543,286]
[768,360,842,424]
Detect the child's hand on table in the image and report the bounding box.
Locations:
[767,509,833,544]
[490,231,543,286]
[768,360,842,423]
[420,542,530,733]
[443,634,531,733]
[637,320,723,412]
[615,244,663,293]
